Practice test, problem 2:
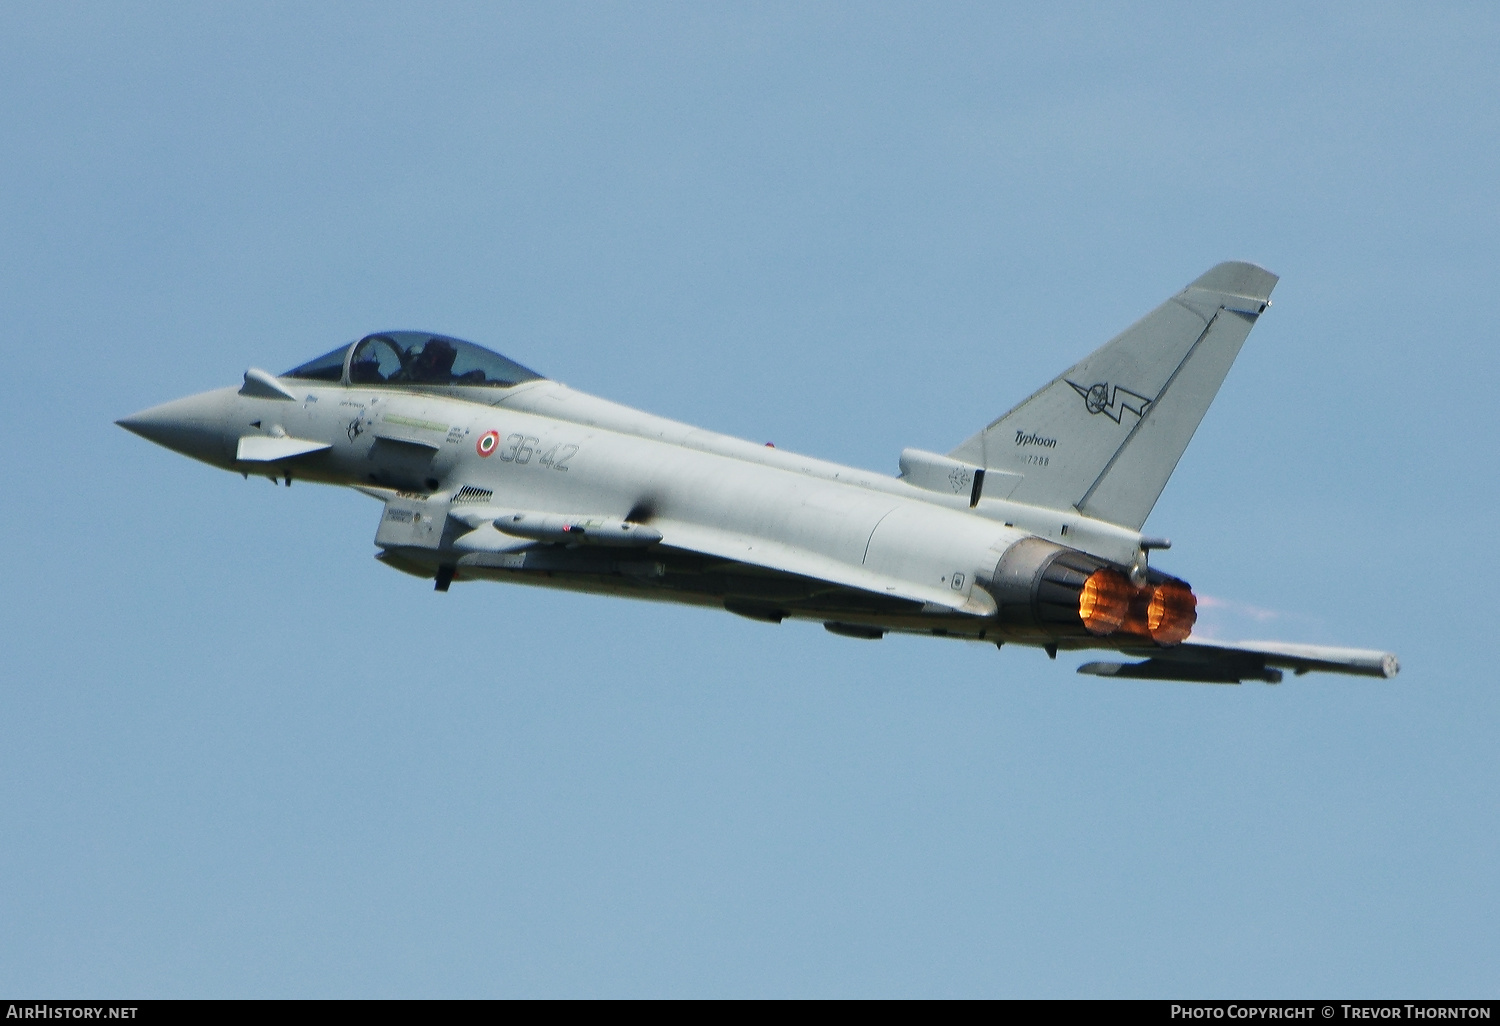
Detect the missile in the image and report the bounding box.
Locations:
[491,511,664,547]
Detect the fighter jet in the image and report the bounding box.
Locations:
[118,261,1398,684]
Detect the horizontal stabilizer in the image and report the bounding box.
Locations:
[1078,639,1400,684]
[235,435,332,462]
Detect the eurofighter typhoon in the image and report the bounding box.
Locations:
[119,262,1398,684]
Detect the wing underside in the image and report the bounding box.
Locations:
[368,490,972,623]
[1077,639,1400,684]
[365,491,1399,678]
[446,540,936,625]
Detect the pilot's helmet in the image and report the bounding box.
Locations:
[417,339,458,373]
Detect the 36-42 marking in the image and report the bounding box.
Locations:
[491,433,578,470]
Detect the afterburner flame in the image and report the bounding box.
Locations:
[1147,581,1197,645]
[1078,569,1130,635]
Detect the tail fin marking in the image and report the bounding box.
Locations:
[948,261,1278,530]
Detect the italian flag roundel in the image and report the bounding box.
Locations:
[476,430,500,457]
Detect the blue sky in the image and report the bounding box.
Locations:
[1,2,1495,997]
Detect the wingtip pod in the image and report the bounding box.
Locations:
[1187,261,1279,304]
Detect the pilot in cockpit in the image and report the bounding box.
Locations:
[294,331,541,389]
[402,339,458,384]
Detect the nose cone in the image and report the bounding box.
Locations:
[117,387,237,466]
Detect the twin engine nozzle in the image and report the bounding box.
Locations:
[1077,568,1196,644]
[986,537,1197,646]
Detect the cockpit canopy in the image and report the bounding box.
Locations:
[284,331,543,389]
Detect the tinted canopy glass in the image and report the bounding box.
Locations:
[284,345,348,381]
[283,332,543,388]
[350,332,542,388]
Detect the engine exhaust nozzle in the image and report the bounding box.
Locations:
[986,538,1197,646]
[1146,580,1196,645]
[1079,569,1131,635]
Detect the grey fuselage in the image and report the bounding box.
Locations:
[118,263,1404,683]
[121,371,1155,646]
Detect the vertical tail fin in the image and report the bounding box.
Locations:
[949,261,1278,529]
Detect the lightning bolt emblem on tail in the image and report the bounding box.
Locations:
[1066,380,1154,424]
